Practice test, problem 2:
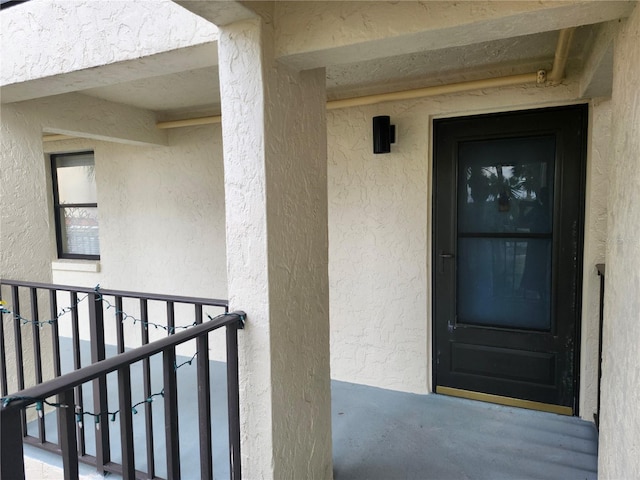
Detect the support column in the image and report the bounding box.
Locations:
[219,17,332,480]
[1,104,54,423]
[1,105,55,282]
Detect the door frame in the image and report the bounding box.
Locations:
[429,104,588,415]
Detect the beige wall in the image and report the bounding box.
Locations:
[327,78,606,419]
[580,98,611,419]
[1,0,216,87]
[599,4,640,478]
[25,78,607,423]
[45,125,228,359]
[218,18,333,479]
[1,105,56,416]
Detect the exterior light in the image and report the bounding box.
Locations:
[373,115,396,154]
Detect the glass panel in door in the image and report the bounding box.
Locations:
[456,136,555,331]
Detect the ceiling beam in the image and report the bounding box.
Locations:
[580,21,617,98]
[32,93,167,146]
[176,1,257,26]
[1,43,218,104]
[274,1,635,71]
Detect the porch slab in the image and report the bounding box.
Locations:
[24,355,598,479]
[332,381,598,480]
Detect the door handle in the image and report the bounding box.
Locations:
[439,252,455,273]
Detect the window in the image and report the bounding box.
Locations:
[51,152,100,259]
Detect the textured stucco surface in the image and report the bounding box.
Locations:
[0,106,55,281]
[45,126,228,359]
[327,78,605,405]
[0,0,216,87]
[219,18,332,480]
[599,5,640,478]
[1,104,56,398]
[4,4,640,478]
[14,93,166,147]
[273,1,635,70]
[266,66,332,480]
[328,105,429,394]
[579,98,611,420]
[26,82,609,423]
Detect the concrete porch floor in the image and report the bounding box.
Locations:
[332,381,598,480]
[24,354,598,479]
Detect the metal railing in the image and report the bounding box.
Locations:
[0,279,244,479]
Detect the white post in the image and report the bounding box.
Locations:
[218,17,333,480]
[1,105,55,407]
[1,105,55,281]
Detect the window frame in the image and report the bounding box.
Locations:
[51,151,100,260]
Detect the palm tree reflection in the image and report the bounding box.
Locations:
[459,162,552,329]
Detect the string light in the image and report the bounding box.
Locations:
[174,351,198,370]
[93,286,200,334]
[0,285,225,333]
[0,310,242,412]
[1,349,199,426]
[74,390,166,428]
[1,395,68,410]
[1,290,243,425]
[0,294,89,327]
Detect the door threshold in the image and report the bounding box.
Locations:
[436,386,573,416]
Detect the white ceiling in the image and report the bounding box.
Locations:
[76,24,598,119]
[81,66,221,116]
[3,0,631,118]
[325,26,595,100]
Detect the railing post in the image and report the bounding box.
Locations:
[49,290,63,445]
[29,288,46,443]
[596,264,606,428]
[88,290,110,473]
[118,365,135,480]
[226,321,242,480]
[196,305,213,480]
[11,286,26,436]
[163,346,181,479]
[58,389,78,480]
[1,405,25,480]
[139,299,156,479]
[0,280,233,480]
[70,292,86,458]
[0,286,8,397]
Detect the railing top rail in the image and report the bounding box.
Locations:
[1,311,245,410]
[0,279,228,308]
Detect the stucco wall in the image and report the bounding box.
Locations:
[1,104,56,414]
[24,80,608,420]
[45,125,228,359]
[0,0,216,87]
[328,104,429,393]
[599,4,640,478]
[579,98,611,420]
[327,79,604,408]
[1,106,56,281]
[219,18,332,479]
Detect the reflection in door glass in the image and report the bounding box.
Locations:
[458,238,551,330]
[458,136,555,234]
[457,136,555,330]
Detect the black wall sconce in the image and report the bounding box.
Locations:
[373,115,396,154]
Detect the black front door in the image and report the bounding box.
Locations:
[433,105,587,414]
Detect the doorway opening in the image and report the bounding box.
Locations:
[432,104,588,415]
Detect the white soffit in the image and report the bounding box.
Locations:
[274,1,636,70]
[177,0,258,26]
[3,1,634,116]
[326,26,596,100]
[0,0,218,103]
[80,66,221,114]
